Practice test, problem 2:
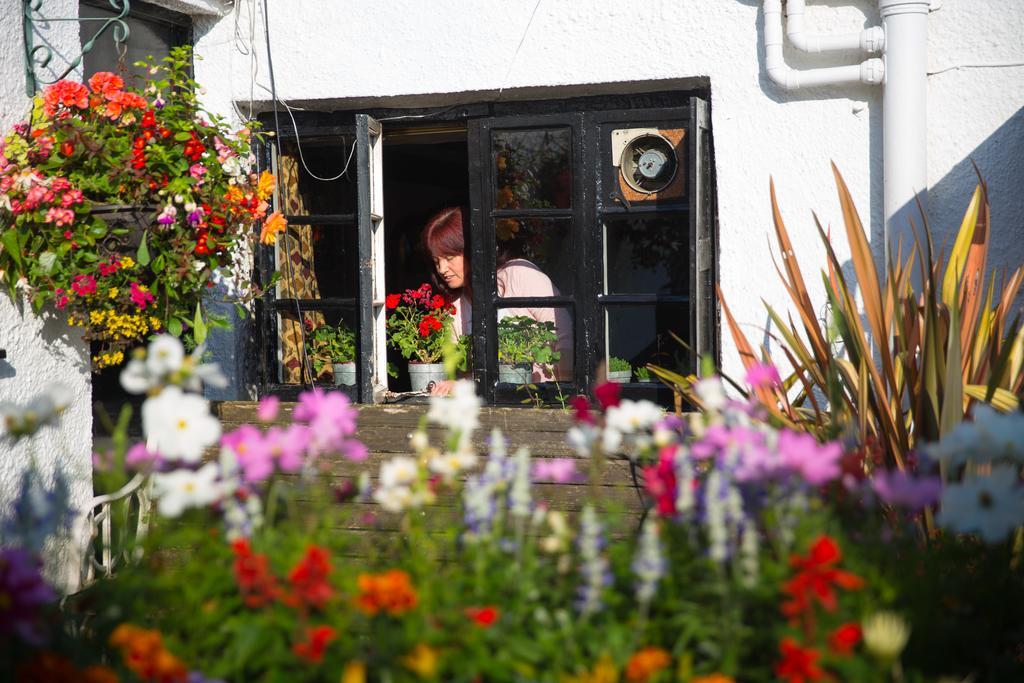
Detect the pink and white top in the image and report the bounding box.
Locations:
[451,259,573,381]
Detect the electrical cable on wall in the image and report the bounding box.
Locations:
[260,0,316,388]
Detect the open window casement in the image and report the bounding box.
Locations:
[355,115,388,402]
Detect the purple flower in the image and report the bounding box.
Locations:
[532,458,581,483]
[745,362,781,389]
[872,469,943,510]
[221,425,273,483]
[0,548,55,645]
[778,430,842,486]
[156,204,177,225]
[187,208,205,226]
[256,395,279,422]
[188,672,226,683]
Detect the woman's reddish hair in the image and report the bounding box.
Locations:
[422,206,466,259]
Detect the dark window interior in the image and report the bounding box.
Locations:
[80,0,191,83]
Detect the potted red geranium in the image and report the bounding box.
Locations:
[385,283,455,391]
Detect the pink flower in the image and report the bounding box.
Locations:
[129,282,155,309]
[745,362,781,389]
[49,177,71,193]
[44,207,75,226]
[264,424,312,473]
[156,204,177,225]
[54,294,68,309]
[256,396,280,422]
[189,163,207,182]
[125,443,161,471]
[532,458,582,483]
[871,469,942,510]
[778,430,843,486]
[60,189,83,207]
[293,389,367,461]
[70,275,96,296]
[222,425,274,483]
[570,395,595,425]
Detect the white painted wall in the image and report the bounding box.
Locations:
[0,0,93,593]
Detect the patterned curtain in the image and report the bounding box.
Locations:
[277,154,328,384]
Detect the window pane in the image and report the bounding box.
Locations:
[604,215,688,295]
[496,218,573,295]
[276,223,358,300]
[280,141,358,214]
[605,304,690,382]
[493,129,571,209]
[495,306,574,384]
[277,307,357,386]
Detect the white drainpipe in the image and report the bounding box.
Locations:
[761,0,932,266]
[879,0,930,264]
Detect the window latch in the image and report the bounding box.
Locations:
[609,189,633,210]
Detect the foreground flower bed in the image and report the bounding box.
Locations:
[2,336,1024,682]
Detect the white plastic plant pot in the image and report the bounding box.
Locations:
[498,363,532,385]
[332,362,357,387]
[408,362,447,392]
[607,370,632,384]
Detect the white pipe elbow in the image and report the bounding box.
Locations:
[786,0,885,54]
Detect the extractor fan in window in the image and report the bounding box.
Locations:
[611,127,687,203]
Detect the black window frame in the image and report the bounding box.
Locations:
[80,0,192,79]
[255,91,718,404]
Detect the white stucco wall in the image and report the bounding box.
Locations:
[0,0,93,593]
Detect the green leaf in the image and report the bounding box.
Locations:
[1,229,23,267]
[136,232,151,267]
[193,303,208,345]
[38,251,57,274]
[167,317,183,337]
[173,131,192,142]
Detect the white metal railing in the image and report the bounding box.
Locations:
[80,473,151,587]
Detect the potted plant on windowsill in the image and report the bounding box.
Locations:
[497,315,560,385]
[634,365,657,383]
[607,356,632,383]
[310,322,356,386]
[385,283,455,392]
[0,46,284,370]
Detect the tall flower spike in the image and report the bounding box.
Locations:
[509,446,533,519]
[577,504,611,616]
[632,516,666,606]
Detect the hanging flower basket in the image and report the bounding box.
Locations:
[0,46,286,369]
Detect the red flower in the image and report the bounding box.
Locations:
[775,638,825,683]
[231,538,280,608]
[782,536,864,618]
[285,545,333,610]
[141,109,157,129]
[418,315,442,337]
[386,293,402,309]
[828,622,862,655]
[643,446,678,517]
[570,395,594,425]
[465,605,499,628]
[594,381,621,410]
[291,625,335,664]
[430,294,446,310]
[60,141,75,157]
[71,274,97,296]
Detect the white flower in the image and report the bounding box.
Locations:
[221,156,243,177]
[928,405,1024,466]
[509,446,533,518]
[862,612,910,662]
[936,466,1024,542]
[428,450,479,482]
[694,376,728,411]
[410,430,429,452]
[151,463,222,518]
[0,385,73,438]
[567,424,598,457]
[147,334,185,376]
[120,358,154,394]
[605,400,663,434]
[427,379,481,440]
[142,386,221,463]
[379,456,419,489]
[372,485,431,513]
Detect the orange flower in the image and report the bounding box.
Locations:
[260,211,287,244]
[692,675,735,683]
[109,623,187,682]
[42,80,89,118]
[355,569,418,616]
[81,665,121,683]
[342,660,367,683]
[625,647,670,683]
[224,186,245,205]
[256,171,276,200]
[88,71,125,98]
